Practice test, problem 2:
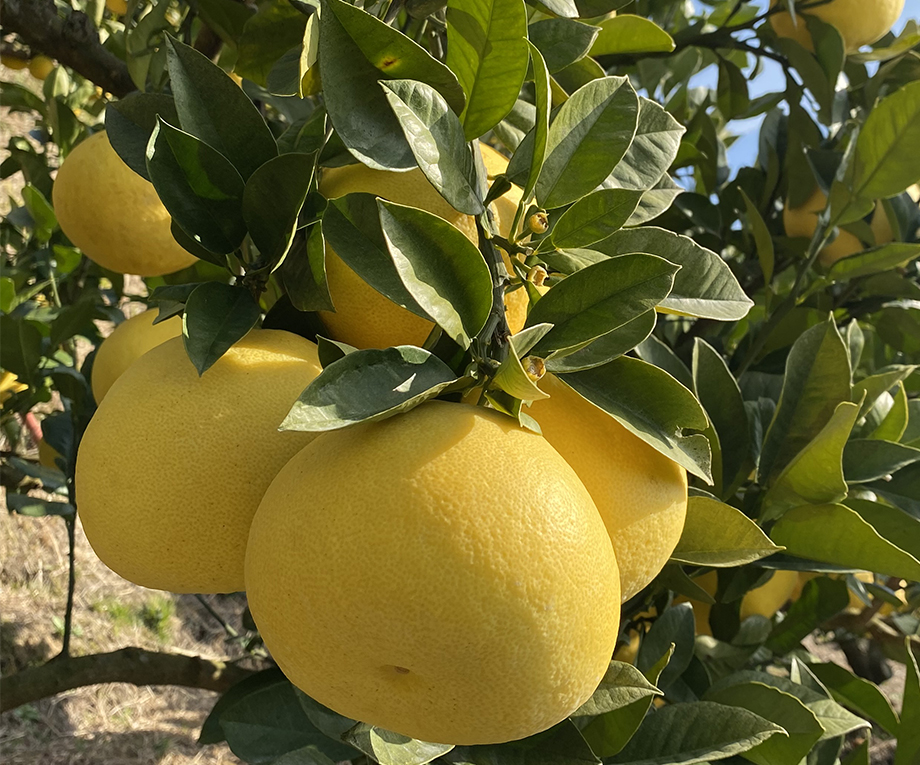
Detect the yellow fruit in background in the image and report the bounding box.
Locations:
[38,439,62,470]
[52,131,198,277]
[783,187,894,267]
[613,630,642,664]
[770,0,905,53]
[106,0,128,13]
[0,371,28,406]
[684,570,800,636]
[1,54,29,71]
[28,55,54,80]
[317,144,527,350]
[246,402,620,745]
[91,310,183,403]
[76,330,323,593]
[528,374,688,601]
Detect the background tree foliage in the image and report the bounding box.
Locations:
[2,0,920,763]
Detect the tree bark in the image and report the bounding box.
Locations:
[1,0,136,97]
[1,647,256,712]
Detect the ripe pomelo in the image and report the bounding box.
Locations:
[76,330,322,593]
[770,0,904,53]
[682,570,800,636]
[52,131,197,277]
[317,144,527,350]
[245,401,620,745]
[91,310,182,403]
[528,374,688,601]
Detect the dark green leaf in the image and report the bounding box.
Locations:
[635,334,692,389]
[716,59,750,120]
[559,356,712,481]
[528,18,599,73]
[166,37,277,179]
[544,311,655,373]
[284,225,335,312]
[200,668,287,744]
[843,439,920,483]
[243,152,314,267]
[765,577,849,655]
[196,0,255,48]
[146,119,247,255]
[106,92,179,181]
[895,641,920,765]
[637,603,695,690]
[281,346,457,431]
[740,188,774,287]
[343,723,453,765]
[182,283,261,375]
[672,496,781,567]
[6,494,75,518]
[446,0,529,141]
[381,80,483,215]
[0,316,42,384]
[807,662,899,735]
[378,200,492,348]
[550,189,643,249]
[235,0,308,86]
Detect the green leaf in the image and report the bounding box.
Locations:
[446,0,529,141]
[378,200,493,348]
[705,682,823,765]
[559,356,712,481]
[853,365,916,419]
[196,0,255,48]
[770,503,920,581]
[272,747,338,765]
[895,640,920,765]
[526,254,678,357]
[492,335,550,402]
[692,339,750,496]
[716,59,750,120]
[381,80,483,216]
[600,97,685,193]
[522,40,551,203]
[590,227,753,320]
[845,497,920,563]
[758,318,852,485]
[219,677,357,764]
[672,496,782,567]
[200,668,286,744]
[321,193,429,321]
[528,18,599,74]
[235,0,308,86]
[765,577,850,655]
[146,119,247,255]
[544,311,655,374]
[243,152,314,267]
[843,439,920,483]
[637,603,695,690]
[870,462,920,517]
[165,37,277,179]
[343,723,453,765]
[573,661,661,717]
[740,188,774,287]
[763,401,860,517]
[0,316,43,385]
[281,346,457,432]
[182,283,261,376]
[635,334,693,390]
[6,494,75,518]
[589,14,675,56]
[609,701,784,765]
[106,92,179,181]
[550,189,644,249]
[283,225,335,313]
[849,80,920,202]
[49,298,97,348]
[447,720,597,765]
[535,76,638,209]
[807,662,899,734]
[868,381,909,442]
[827,242,920,281]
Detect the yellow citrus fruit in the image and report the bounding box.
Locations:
[684,570,800,636]
[613,630,642,664]
[91,310,183,403]
[76,330,323,593]
[53,131,198,277]
[783,187,894,267]
[770,0,904,53]
[316,144,527,349]
[245,401,620,745]
[106,0,128,13]
[1,54,29,71]
[28,55,54,80]
[0,371,28,406]
[528,374,688,601]
[38,439,62,470]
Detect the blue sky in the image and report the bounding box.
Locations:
[695,0,920,170]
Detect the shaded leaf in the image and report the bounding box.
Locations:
[765,577,850,655]
[528,18,599,74]
[182,283,261,376]
[843,439,920,483]
[343,723,453,765]
[550,188,644,249]
[807,662,899,735]
[106,92,179,180]
[573,661,661,717]
[544,311,655,374]
[672,496,781,567]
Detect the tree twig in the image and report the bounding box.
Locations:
[0,0,136,97]
[1,647,257,712]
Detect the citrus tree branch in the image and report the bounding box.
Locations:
[0,0,136,97]
[0,647,256,713]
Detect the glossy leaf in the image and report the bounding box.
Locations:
[381,80,483,216]
[672,496,781,567]
[536,77,639,209]
[235,1,308,86]
[281,346,458,432]
[550,189,644,249]
[182,283,261,376]
[559,356,712,481]
[528,18,599,73]
[378,200,493,348]
[165,37,277,179]
[106,92,179,180]
[446,0,529,141]
[590,14,675,56]
[544,311,655,374]
[526,254,678,356]
[343,724,453,765]
[522,40,551,203]
[843,439,920,483]
[283,225,334,313]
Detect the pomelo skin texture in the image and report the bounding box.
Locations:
[76,330,323,594]
[52,131,197,277]
[317,143,527,349]
[528,375,689,602]
[245,402,620,746]
[769,0,904,53]
[91,310,183,403]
